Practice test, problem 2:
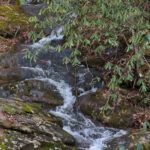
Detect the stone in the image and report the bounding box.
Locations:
[76,88,150,129]
[0,98,77,150]
[0,4,29,55]
[1,79,63,108]
[106,130,150,150]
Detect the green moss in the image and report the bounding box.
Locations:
[0,4,29,33]
[22,102,42,114]
[30,103,42,110]
[0,134,13,150]
[143,142,150,150]
[0,143,7,150]
[1,99,41,115]
[22,103,34,114]
[40,141,77,150]
[3,104,17,115]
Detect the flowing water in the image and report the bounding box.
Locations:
[20,27,127,150]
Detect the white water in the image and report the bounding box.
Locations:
[22,28,126,149]
[22,69,126,149]
[30,27,63,49]
[47,79,126,150]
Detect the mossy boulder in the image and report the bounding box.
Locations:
[0,4,29,36]
[76,88,150,129]
[106,130,150,150]
[0,98,76,150]
[0,4,29,54]
[1,79,63,108]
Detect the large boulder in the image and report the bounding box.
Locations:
[76,88,150,129]
[0,4,29,55]
[21,3,45,16]
[106,130,150,150]
[0,67,22,81]
[0,98,76,150]
[0,4,29,37]
[1,79,63,108]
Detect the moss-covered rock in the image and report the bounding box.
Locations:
[0,4,29,54]
[1,79,63,108]
[0,98,76,150]
[0,4,29,36]
[0,129,76,150]
[106,130,150,150]
[76,88,150,129]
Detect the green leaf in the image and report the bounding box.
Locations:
[19,0,26,5]
[105,62,113,70]
[72,57,80,66]
[142,121,150,131]
[63,57,70,64]
[136,143,143,150]
[145,33,150,42]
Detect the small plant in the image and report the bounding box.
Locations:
[142,121,150,131]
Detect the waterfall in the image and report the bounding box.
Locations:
[21,27,126,150]
[21,65,126,150]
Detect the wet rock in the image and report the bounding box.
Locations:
[106,130,150,150]
[0,48,75,85]
[0,67,48,83]
[76,88,150,129]
[0,48,69,68]
[21,3,53,36]
[26,0,43,5]
[0,68,22,81]
[0,98,76,150]
[1,79,63,108]
[81,47,125,69]
[21,3,46,17]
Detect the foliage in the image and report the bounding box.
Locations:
[17,0,26,5]
[29,0,150,99]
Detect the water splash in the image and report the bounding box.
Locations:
[30,27,63,49]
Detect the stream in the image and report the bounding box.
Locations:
[19,27,127,150]
[0,2,149,150]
